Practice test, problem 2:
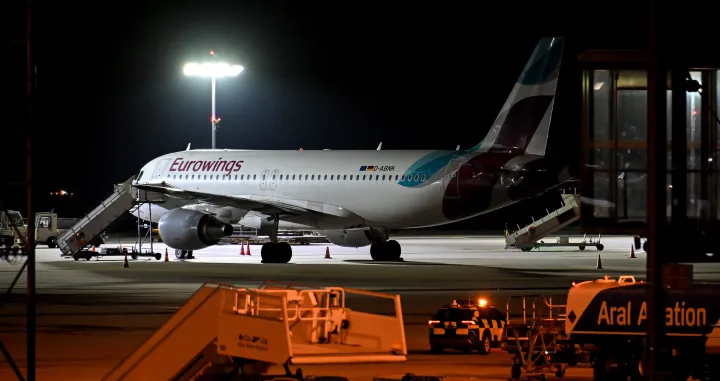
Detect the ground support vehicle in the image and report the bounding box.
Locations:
[502,272,720,381]
[102,281,406,381]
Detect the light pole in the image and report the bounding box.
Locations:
[183,52,244,149]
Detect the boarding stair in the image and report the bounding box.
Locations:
[57,176,164,256]
[505,193,603,251]
[102,281,407,381]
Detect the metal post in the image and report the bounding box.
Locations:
[25,0,36,379]
[149,203,153,255]
[211,76,217,149]
[646,2,670,379]
[137,204,141,251]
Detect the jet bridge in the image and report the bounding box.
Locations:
[57,176,164,257]
[506,193,603,251]
[102,282,407,381]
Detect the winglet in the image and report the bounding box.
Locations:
[186,143,191,151]
[377,142,382,150]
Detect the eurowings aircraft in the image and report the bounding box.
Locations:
[133,36,568,263]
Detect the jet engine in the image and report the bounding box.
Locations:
[158,208,233,251]
[323,228,387,248]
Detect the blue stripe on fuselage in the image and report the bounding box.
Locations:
[399,150,471,187]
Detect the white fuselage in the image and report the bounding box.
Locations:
[134,148,512,230]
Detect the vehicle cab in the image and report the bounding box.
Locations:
[428,298,506,354]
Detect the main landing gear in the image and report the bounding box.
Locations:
[261,214,292,264]
[175,249,194,259]
[370,240,402,261]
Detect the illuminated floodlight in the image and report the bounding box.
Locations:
[183,62,244,78]
[477,298,488,307]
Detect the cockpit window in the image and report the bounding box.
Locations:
[136,170,144,182]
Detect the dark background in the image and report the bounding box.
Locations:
[3,0,696,230]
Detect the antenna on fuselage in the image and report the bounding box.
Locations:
[186,143,191,151]
[377,142,382,150]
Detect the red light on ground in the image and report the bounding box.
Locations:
[209,50,215,55]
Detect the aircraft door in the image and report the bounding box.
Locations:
[260,169,270,190]
[152,158,171,180]
[442,157,465,199]
[269,169,279,190]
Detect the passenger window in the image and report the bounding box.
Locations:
[263,174,266,180]
[204,175,207,180]
[311,175,314,180]
[272,174,276,180]
[421,174,426,182]
[363,175,366,180]
[414,175,419,181]
[337,174,340,180]
[382,175,385,180]
[343,175,347,180]
[292,174,296,180]
[375,175,379,180]
[331,175,334,180]
[253,174,257,180]
[401,175,405,181]
[350,175,353,180]
[280,175,283,180]
[324,175,327,180]
[305,175,308,180]
[241,175,244,180]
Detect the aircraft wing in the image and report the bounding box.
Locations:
[134,182,311,216]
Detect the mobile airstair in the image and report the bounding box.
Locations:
[102,282,407,381]
[57,176,164,257]
[505,193,603,252]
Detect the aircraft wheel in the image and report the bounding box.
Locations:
[597,244,605,251]
[261,242,276,263]
[370,241,401,261]
[175,249,184,259]
[47,237,58,248]
[385,240,401,261]
[277,242,292,263]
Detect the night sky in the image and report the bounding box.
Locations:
[5,1,702,229]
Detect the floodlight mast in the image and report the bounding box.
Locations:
[183,51,244,149]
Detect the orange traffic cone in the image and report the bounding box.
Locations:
[240,242,245,255]
[123,252,129,268]
[246,243,251,256]
[325,247,332,259]
[628,245,636,259]
[165,248,169,262]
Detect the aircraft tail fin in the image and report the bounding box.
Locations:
[471,36,564,156]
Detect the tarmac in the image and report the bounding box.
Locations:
[0,235,717,380]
